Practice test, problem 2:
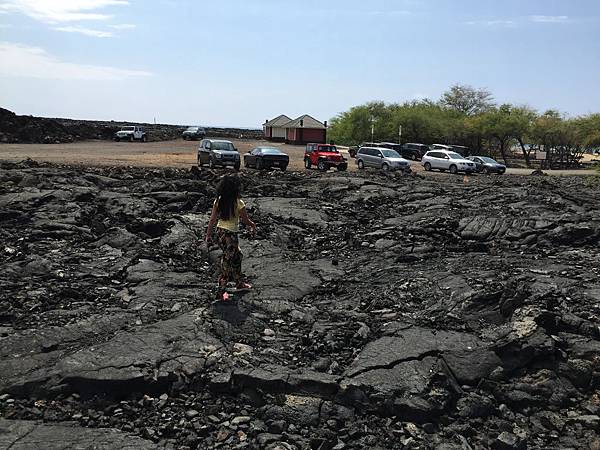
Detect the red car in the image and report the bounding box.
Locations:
[304,143,348,171]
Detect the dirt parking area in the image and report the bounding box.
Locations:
[0,140,597,176]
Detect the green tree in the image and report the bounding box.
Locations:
[440,84,495,116]
[477,104,536,166]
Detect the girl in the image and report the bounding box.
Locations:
[205,175,256,297]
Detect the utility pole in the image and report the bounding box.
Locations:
[371,116,375,142]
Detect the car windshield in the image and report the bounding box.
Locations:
[121,126,135,131]
[480,157,498,164]
[319,145,338,153]
[448,152,464,159]
[381,149,401,158]
[213,142,235,151]
[262,149,282,154]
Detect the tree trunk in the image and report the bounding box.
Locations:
[517,138,531,168]
[497,137,509,165]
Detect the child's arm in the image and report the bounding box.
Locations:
[205,202,219,242]
[239,207,256,234]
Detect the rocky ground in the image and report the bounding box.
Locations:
[0,160,599,450]
[0,108,261,144]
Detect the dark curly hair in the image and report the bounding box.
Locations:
[216,174,241,220]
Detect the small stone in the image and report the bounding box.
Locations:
[186,409,200,419]
[231,416,251,426]
[0,394,10,401]
[312,357,331,372]
[216,429,230,442]
[492,431,526,450]
[237,430,247,441]
[263,328,275,337]
[233,343,253,355]
[208,415,220,423]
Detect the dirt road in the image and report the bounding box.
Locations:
[0,140,597,176]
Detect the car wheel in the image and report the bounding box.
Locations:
[256,159,263,170]
[382,163,390,171]
[183,135,188,141]
[234,163,240,172]
[141,135,147,143]
[317,160,327,171]
[209,157,215,169]
[304,158,311,169]
[198,156,203,167]
[424,162,432,171]
[483,167,490,175]
[129,135,134,142]
[358,159,365,169]
[281,165,287,172]
[115,137,120,142]
[449,165,458,174]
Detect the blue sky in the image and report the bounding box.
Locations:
[0,0,598,127]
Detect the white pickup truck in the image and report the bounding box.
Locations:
[114,126,147,142]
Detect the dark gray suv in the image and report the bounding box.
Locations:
[182,126,206,140]
[197,139,241,171]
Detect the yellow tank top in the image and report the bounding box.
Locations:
[216,198,245,232]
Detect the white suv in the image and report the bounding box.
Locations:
[114,126,147,142]
[421,150,476,174]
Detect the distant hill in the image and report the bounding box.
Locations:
[0,108,262,144]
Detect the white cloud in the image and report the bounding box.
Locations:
[109,22,134,29]
[53,25,113,37]
[529,15,569,23]
[0,41,152,80]
[465,19,516,27]
[0,0,129,23]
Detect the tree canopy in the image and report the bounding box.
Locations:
[327,85,600,169]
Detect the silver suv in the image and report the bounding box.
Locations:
[421,150,476,174]
[197,139,241,171]
[356,146,411,172]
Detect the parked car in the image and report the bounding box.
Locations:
[450,145,470,156]
[114,126,147,142]
[429,144,453,151]
[304,143,348,171]
[244,147,289,171]
[421,150,476,174]
[197,139,240,170]
[467,156,506,174]
[182,126,206,140]
[430,144,471,156]
[400,143,429,160]
[349,142,379,158]
[356,146,411,172]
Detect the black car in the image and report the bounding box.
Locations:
[467,156,506,174]
[182,126,206,140]
[244,147,289,171]
[400,143,429,160]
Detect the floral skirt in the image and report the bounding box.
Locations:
[216,228,242,286]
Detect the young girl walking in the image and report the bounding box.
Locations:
[205,175,256,298]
